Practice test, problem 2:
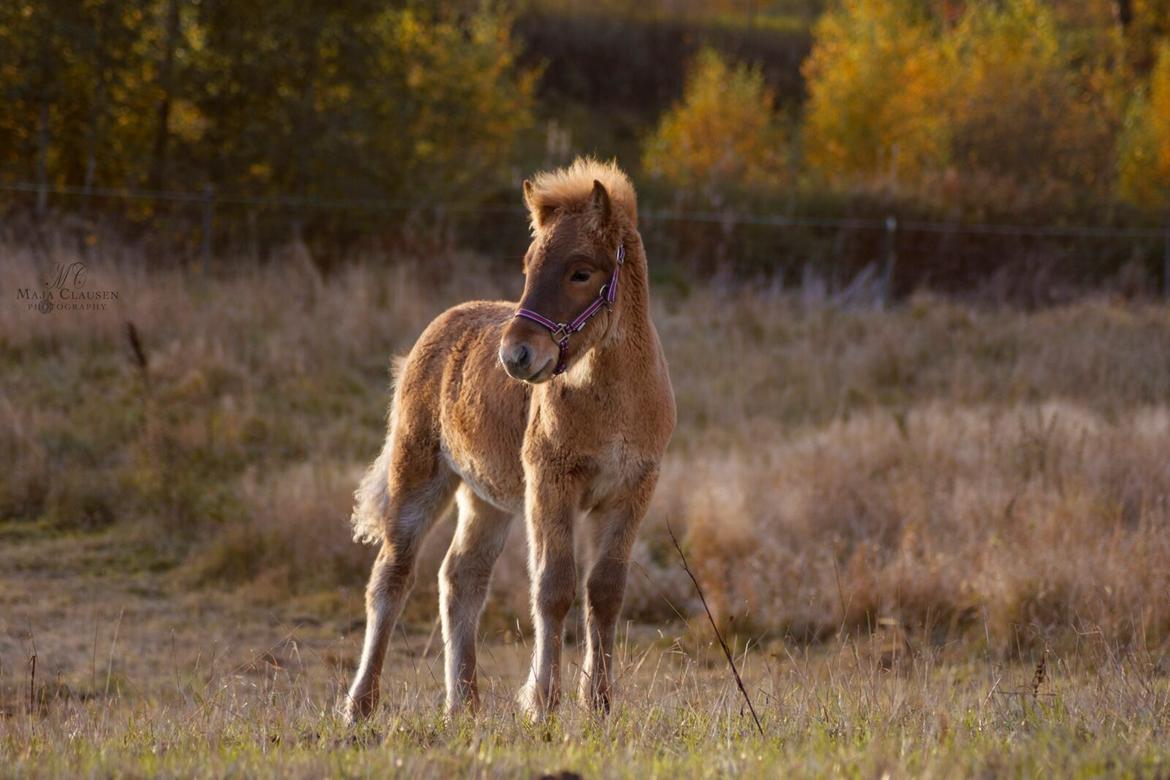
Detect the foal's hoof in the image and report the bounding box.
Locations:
[578,687,612,714]
[518,681,558,721]
[341,690,378,726]
[444,695,481,723]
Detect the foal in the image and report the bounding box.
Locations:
[344,158,675,722]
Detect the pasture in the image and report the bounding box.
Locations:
[2,249,1170,777]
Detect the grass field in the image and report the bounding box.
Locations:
[3,530,1168,778]
[3,247,1170,776]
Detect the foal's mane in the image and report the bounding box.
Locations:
[526,157,638,233]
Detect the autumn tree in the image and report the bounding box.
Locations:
[359,7,539,204]
[181,2,536,206]
[0,1,535,213]
[1118,40,1170,208]
[801,0,1126,213]
[642,48,788,206]
[940,0,1124,211]
[801,0,947,192]
[0,0,161,212]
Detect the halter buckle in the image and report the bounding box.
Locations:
[549,324,570,345]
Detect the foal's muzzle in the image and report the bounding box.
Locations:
[499,340,554,383]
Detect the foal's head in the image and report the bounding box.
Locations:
[499,173,627,383]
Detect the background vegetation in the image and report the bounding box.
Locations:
[4,1,1170,776]
[3,1,1170,283]
[3,249,1170,775]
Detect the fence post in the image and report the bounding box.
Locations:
[201,185,215,274]
[881,215,897,305]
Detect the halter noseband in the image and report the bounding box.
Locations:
[514,244,626,376]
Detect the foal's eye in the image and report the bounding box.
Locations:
[570,269,591,283]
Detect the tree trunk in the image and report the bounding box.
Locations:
[35,101,49,219]
[1115,0,1132,29]
[84,9,109,221]
[147,0,181,192]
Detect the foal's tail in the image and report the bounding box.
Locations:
[350,435,392,545]
[350,357,407,545]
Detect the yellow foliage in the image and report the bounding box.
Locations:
[1118,40,1170,207]
[801,0,947,190]
[381,8,538,196]
[642,48,787,204]
[941,0,1123,208]
[801,0,1127,211]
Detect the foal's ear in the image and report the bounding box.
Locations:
[589,179,612,227]
[523,179,556,230]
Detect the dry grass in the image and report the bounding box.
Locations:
[2,529,1168,778]
[3,244,1170,775]
[648,403,1170,653]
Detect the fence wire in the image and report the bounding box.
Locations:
[3,182,1168,300]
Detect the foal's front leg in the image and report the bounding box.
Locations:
[580,470,657,711]
[518,478,578,718]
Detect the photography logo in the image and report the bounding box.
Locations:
[16,261,119,314]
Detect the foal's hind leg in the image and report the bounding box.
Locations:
[439,485,513,714]
[344,451,457,724]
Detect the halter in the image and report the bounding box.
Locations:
[514,244,626,376]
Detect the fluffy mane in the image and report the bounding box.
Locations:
[525,157,638,232]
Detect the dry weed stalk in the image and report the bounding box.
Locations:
[667,520,763,736]
[27,652,36,717]
[1032,650,1048,701]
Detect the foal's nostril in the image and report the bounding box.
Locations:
[514,344,532,369]
[501,342,533,375]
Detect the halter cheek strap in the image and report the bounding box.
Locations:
[514,244,625,375]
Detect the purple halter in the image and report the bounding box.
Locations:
[514,244,626,376]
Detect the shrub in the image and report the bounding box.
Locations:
[643,48,789,206]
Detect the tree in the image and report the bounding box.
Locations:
[801,0,1125,213]
[642,47,787,206]
[0,1,535,216]
[1118,40,1170,208]
[183,2,535,206]
[801,0,947,192]
[0,0,158,209]
[362,7,538,204]
[940,0,1123,211]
